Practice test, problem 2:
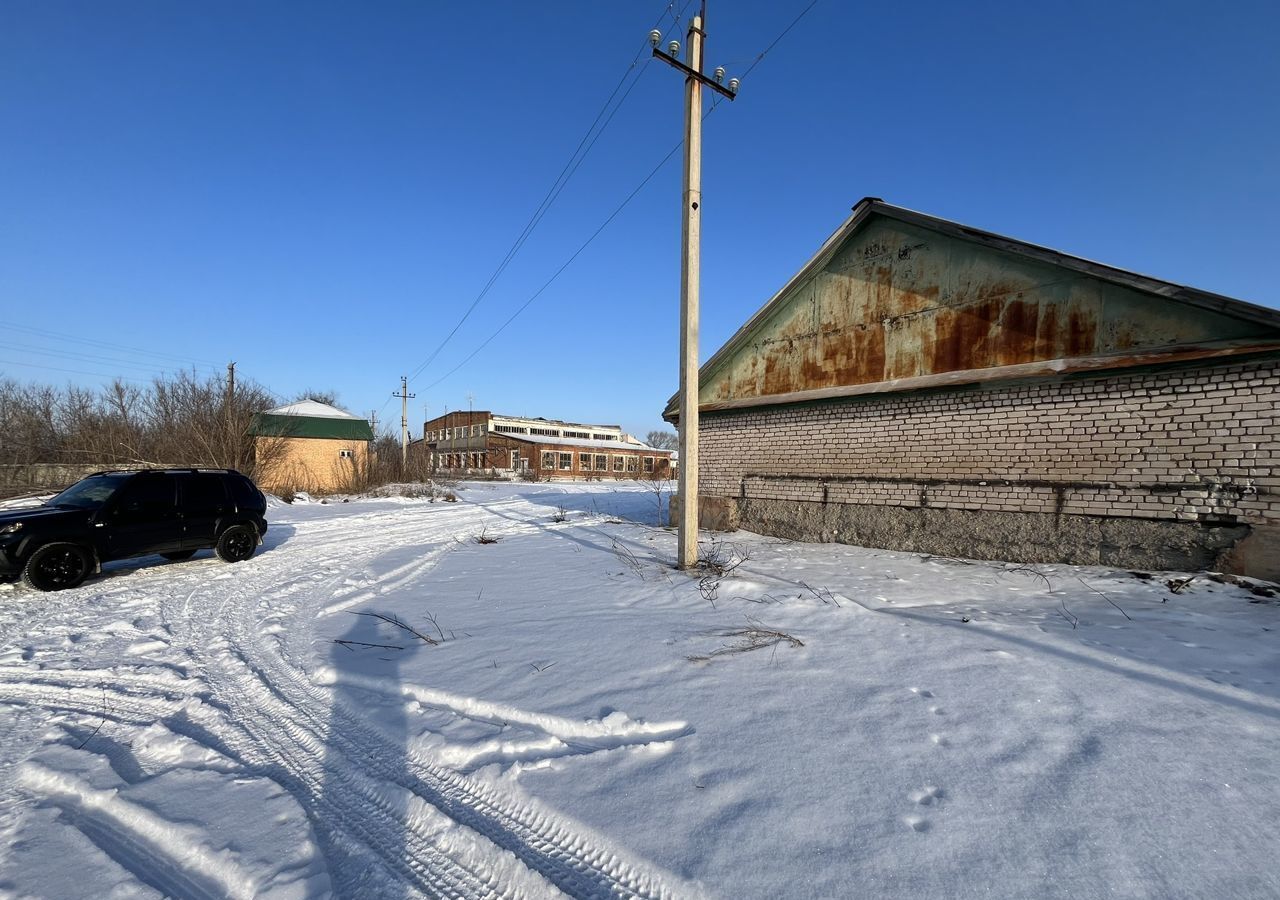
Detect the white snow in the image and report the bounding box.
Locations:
[0,482,1277,898]
[264,400,364,419]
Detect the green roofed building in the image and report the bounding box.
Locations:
[249,400,374,493]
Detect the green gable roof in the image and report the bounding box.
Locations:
[249,413,374,441]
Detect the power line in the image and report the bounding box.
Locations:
[739,0,820,82]
[0,341,220,377]
[0,358,152,384]
[6,322,222,368]
[406,1,684,383]
[425,142,682,392]
[421,2,822,392]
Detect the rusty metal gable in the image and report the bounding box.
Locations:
[663,200,1280,420]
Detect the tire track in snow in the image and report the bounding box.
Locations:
[2,495,693,898]
[170,497,690,898]
[18,763,259,900]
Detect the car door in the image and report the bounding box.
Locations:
[100,473,180,558]
[179,473,231,550]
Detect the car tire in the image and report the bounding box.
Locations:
[215,525,257,563]
[21,542,92,592]
[161,550,197,561]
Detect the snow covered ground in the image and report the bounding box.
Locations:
[0,481,1277,899]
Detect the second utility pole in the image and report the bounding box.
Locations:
[393,376,416,468]
[652,2,737,569]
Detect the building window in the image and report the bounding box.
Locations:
[643,457,655,473]
[592,434,616,441]
[594,454,608,471]
[531,427,560,437]
[471,425,482,437]
[564,430,590,439]
[339,449,354,459]
[542,451,556,469]
[612,455,624,472]
[626,456,638,473]
[557,452,572,470]
[495,424,528,435]
[471,452,481,468]
[578,452,591,470]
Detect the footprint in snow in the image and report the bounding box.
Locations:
[904,815,930,833]
[910,785,944,806]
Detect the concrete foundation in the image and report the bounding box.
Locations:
[695,494,1258,574]
[670,494,741,532]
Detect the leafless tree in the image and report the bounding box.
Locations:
[645,430,679,450]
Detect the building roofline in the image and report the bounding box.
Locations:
[663,197,1280,419]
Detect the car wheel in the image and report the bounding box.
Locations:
[21,543,92,592]
[161,550,197,561]
[215,525,257,563]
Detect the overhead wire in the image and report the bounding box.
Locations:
[0,341,220,378]
[6,322,222,368]
[421,1,821,393]
[0,359,152,384]
[405,0,689,384]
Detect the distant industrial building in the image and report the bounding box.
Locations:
[665,198,1280,578]
[424,412,673,480]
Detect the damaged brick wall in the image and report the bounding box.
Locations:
[697,357,1280,568]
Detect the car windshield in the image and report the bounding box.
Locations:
[47,473,132,510]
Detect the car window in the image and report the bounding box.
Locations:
[111,475,177,521]
[48,473,131,509]
[182,474,228,514]
[228,475,260,509]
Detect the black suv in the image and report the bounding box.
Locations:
[0,469,269,592]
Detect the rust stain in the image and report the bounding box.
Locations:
[994,297,1038,366]
[1066,307,1098,356]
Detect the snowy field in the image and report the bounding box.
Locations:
[0,481,1277,899]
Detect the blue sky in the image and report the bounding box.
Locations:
[2,0,1277,438]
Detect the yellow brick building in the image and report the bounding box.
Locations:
[249,401,374,494]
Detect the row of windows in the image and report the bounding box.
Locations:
[495,424,617,441]
[539,451,655,473]
[430,422,623,443]
[428,424,484,441]
[435,452,484,469]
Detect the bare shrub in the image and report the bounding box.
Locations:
[635,469,675,527]
[688,618,804,663]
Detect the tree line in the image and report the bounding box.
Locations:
[0,371,281,493]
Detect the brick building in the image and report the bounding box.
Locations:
[249,400,374,493]
[664,198,1280,578]
[424,412,673,480]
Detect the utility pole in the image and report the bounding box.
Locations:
[226,361,236,470]
[392,376,416,468]
[369,410,378,435]
[651,4,739,569]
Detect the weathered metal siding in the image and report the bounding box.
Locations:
[702,216,1263,405]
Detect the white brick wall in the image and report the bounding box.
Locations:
[699,358,1280,525]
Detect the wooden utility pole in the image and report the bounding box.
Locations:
[652,3,737,569]
[392,376,416,467]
